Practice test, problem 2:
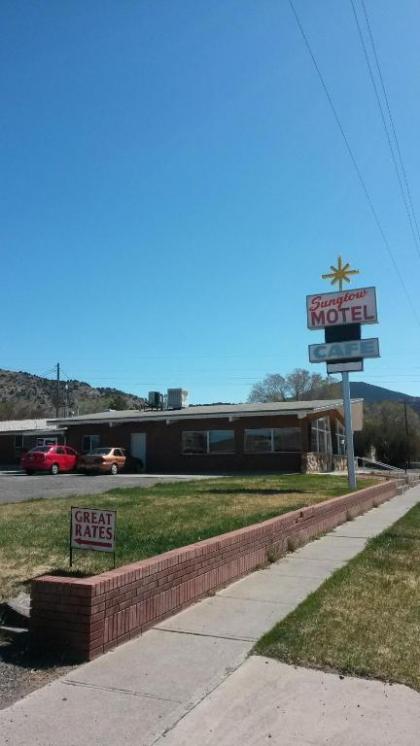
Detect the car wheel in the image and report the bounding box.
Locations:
[110,463,118,476]
[25,470,34,476]
[50,463,60,475]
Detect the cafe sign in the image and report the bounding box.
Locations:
[306,286,378,329]
[309,337,380,363]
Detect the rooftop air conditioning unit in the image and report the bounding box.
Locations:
[167,388,189,410]
[148,391,163,410]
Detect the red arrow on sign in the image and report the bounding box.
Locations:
[74,538,113,548]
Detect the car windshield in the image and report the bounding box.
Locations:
[90,448,112,455]
[29,446,51,453]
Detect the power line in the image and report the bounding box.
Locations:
[288,0,420,327]
[360,0,420,250]
[350,0,420,260]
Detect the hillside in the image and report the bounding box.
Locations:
[349,381,419,406]
[325,381,420,413]
[0,369,145,420]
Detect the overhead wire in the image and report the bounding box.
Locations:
[350,0,420,260]
[360,0,420,250]
[288,0,420,327]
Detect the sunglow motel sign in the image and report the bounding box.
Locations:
[306,286,378,329]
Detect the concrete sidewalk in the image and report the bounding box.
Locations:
[1,485,419,746]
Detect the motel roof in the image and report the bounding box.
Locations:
[50,399,363,429]
[0,418,63,435]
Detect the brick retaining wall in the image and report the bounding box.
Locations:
[30,480,398,661]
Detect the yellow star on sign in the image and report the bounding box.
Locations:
[322,256,359,291]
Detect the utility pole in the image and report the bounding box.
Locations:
[55,362,60,419]
[64,381,69,419]
[403,400,410,470]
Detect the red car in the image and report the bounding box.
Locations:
[21,445,79,475]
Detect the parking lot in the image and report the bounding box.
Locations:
[0,471,217,505]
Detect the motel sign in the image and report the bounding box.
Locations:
[306,257,380,491]
[306,287,378,329]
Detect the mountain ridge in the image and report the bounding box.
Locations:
[0,369,145,420]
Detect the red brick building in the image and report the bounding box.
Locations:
[51,400,363,473]
[0,419,65,465]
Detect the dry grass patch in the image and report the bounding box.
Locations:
[255,502,420,692]
[0,473,375,601]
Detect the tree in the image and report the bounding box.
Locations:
[248,368,335,403]
[107,394,128,411]
[354,401,420,467]
[0,400,46,421]
[248,374,287,403]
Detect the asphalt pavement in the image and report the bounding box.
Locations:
[0,471,218,504]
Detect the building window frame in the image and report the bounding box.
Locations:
[310,417,332,454]
[182,430,235,455]
[335,420,346,456]
[82,434,100,453]
[36,437,58,447]
[244,427,302,454]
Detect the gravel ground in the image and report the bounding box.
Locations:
[0,634,75,710]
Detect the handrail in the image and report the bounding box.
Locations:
[356,456,405,473]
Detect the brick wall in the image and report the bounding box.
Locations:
[30,480,397,661]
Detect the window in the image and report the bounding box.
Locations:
[182,430,235,455]
[82,435,100,453]
[14,435,23,450]
[56,447,65,455]
[245,428,302,453]
[244,429,272,453]
[208,430,235,453]
[182,432,207,455]
[310,417,332,454]
[273,428,302,452]
[36,437,58,447]
[335,421,346,455]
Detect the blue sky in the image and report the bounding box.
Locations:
[2,0,420,403]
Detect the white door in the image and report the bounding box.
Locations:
[130,433,146,468]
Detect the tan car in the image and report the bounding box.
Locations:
[78,447,126,475]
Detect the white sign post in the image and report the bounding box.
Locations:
[70,507,117,567]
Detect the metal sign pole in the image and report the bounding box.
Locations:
[69,507,73,568]
[341,371,357,490]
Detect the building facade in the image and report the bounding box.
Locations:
[0,419,65,465]
[51,400,362,473]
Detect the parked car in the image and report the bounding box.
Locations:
[21,445,79,475]
[78,447,127,475]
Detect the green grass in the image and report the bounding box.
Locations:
[255,502,420,692]
[0,473,374,602]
